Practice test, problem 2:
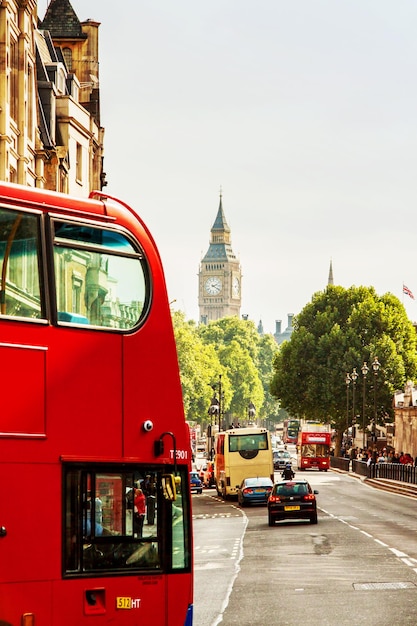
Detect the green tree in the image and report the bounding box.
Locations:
[198,316,261,362]
[172,311,227,423]
[257,333,280,423]
[270,286,417,451]
[218,339,264,421]
[198,317,266,423]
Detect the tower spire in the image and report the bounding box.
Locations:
[328,259,334,286]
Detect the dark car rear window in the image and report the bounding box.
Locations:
[276,483,308,496]
[245,478,271,487]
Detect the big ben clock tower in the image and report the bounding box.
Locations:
[199,192,242,323]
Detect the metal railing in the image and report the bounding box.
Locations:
[351,459,369,477]
[330,456,350,472]
[334,457,417,484]
[370,462,417,484]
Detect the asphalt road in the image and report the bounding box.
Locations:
[193,469,417,626]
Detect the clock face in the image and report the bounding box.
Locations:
[205,276,222,295]
[232,276,240,296]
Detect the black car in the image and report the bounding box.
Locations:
[267,479,318,526]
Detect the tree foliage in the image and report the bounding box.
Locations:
[270,285,417,438]
[172,314,280,425]
[172,311,224,422]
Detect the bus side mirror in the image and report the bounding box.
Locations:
[162,474,177,501]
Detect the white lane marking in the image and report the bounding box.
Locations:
[320,506,417,577]
[212,513,249,626]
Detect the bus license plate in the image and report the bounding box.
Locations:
[284,505,300,511]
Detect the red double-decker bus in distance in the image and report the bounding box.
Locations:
[282,418,299,444]
[0,183,193,626]
[297,422,331,471]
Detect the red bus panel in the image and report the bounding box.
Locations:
[0,183,193,626]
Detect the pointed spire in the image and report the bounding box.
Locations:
[212,187,230,233]
[40,0,86,39]
[328,259,334,286]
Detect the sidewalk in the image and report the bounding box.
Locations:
[363,476,417,498]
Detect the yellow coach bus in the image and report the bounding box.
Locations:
[214,427,274,498]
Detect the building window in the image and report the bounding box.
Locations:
[76,143,83,183]
[72,274,83,313]
[27,65,34,141]
[63,47,72,71]
[10,39,18,122]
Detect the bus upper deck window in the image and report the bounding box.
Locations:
[0,208,44,319]
[53,220,149,330]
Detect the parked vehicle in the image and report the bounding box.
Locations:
[237,477,273,506]
[190,471,203,494]
[199,461,215,487]
[267,479,319,525]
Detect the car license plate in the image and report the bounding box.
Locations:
[255,489,264,493]
[284,505,300,511]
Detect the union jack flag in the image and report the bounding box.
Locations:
[403,284,415,300]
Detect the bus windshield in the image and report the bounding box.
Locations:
[301,443,330,458]
[229,433,268,452]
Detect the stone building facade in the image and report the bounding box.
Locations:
[393,382,417,457]
[0,0,105,193]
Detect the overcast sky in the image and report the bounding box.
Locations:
[40,1,417,333]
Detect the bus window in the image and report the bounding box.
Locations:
[0,208,44,319]
[64,464,191,576]
[53,220,148,330]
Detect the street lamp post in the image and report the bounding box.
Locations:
[209,374,223,433]
[207,393,219,460]
[372,357,380,442]
[350,368,358,446]
[361,361,369,449]
[345,372,351,444]
[218,374,222,432]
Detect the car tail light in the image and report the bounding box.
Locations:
[303,494,315,501]
[269,494,281,503]
[243,488,253,495]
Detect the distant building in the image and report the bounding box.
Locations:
[393,382,417,457]
[198,193,242,323]
[273,314,294,345]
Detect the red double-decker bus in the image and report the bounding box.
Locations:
[297,422,331,471]
[0,183,193,625]
[282,418,300,444]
